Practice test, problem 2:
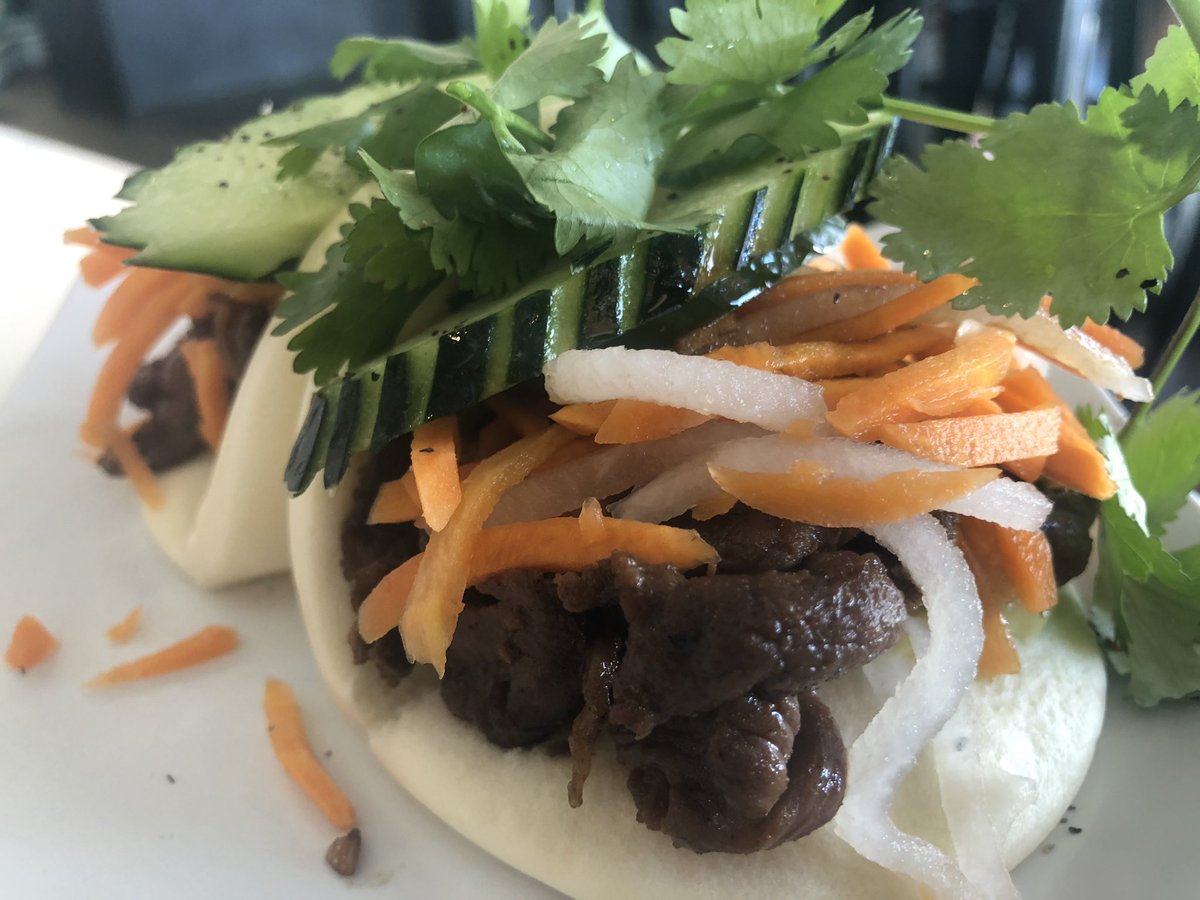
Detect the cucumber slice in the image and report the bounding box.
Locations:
[286,122,895,492]
[91,83,406,281]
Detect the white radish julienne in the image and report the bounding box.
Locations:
[543,347,826,431]
[925,306,1152,401]
[835,515,986,900]
[613,433,1051,532]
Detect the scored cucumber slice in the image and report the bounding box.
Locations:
[91,83,406,281]
[286,121,895,492]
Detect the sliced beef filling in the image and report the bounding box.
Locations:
[617,689,846,854]
[673,504,854,574]
[100,296,271,475]
[441,571,588,748]
[608,551,908,737]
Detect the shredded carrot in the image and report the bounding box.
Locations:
[82,277,196,448]
[91,268,177,347]
[818,377,879,407]
[747,268,919,314]
[5,616,58,672]
[103,423,164,509]
[86,624,238,687]
[877,407,1061,468]
[709,325,954,380]
[179,339,231,450]
[956,523,1021,678]
[710,460,1000,528]
[410,418,462,532]
[839,223,892,270]
[550,401,616,435]
[106,606,143,643]
[691,491,737,521]
[368,478,423,524]
[78,244,136,287]
[593,399,713,444]
[827,329,1016,440]
[263,678,356,831]
[399,425,576,674]
[995,367,1115,499]
[797,274,978,343]
[1080,319,1145,369]
[360,506,718,643]
[960,517,1058,615]
[1037,297,1145,369]
[1003,455,1048,483]
[64,226,102,246]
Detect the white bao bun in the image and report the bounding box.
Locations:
[289,458,1105,899]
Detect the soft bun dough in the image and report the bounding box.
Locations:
[289,462,1106,899]
[136,197,363,588]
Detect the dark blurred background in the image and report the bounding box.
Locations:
[1,0,1194,391]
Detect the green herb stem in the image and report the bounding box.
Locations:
[1169,0,1200,60]
[445,80,553,152]
[1127,284,1200,436]
[880,96,995,135]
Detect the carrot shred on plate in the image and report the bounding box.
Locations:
[179,339,231,450]
[593,399,713,444]
[410,417,462,532]
[102,423,164,509]
[399,425,576,674]
[827,329,1016,440]
[5,615,58,672]
[709,460,1000,528]
[710,325,954,380]
[876,407,1061,467]
[995,367,1115,499]
[839,223,892,270]
[86,624,238,688]
[106,606,143,643]
[90,268,177,348]
[263,678,356,831]
[359,505,718,643]
[797,274,978,343]
[550,401,616,435]
[78,245,135,288]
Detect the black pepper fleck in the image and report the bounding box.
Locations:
[1115,268,1130,279]
[1060,817,1068,824]
[954,737,967,752]
[1068,826,1083,835]
[1068,804,1076,811]
[166,774,176,784]
[419,447,434,453]
[218,181,229,189]
[1140,278,1159,290]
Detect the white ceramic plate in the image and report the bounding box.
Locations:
[1,281,1197,899]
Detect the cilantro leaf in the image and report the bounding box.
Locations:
[274,210,438,384]
[269,84,461,180]
[1120,391,1200,534]
[490,15,607,110]
[1131,24,1200,110]
[473,0,531,80]
[658,0,845,87]
[329,36,477,83]
[873,101,1178,326]
[1081,407,1200,706]
[507,55,670,254]
[665,10,919,174]
[364,157,554,295]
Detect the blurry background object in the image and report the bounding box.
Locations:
[1,0,1193,391]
